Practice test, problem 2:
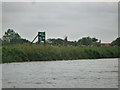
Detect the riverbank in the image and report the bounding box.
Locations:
[2,44,120,63]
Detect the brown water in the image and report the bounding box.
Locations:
[2,58,118,88]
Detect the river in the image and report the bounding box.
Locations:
[2,58,118,88]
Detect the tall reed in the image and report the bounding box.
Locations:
[2,44,120,63]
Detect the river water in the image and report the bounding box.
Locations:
[2,58,118,88]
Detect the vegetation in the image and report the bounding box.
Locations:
[0,46,1,63]
[0,38,2,45]
[2,29,120,47]
[47,37,100,46]
[1,29,120,63]
[2,44,120,63]
[111,37,120,46]
[2,29,30,45]
[2,29,101,46]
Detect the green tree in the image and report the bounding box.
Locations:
[111,37,120,46]
[78,37,92,46]
[0,38,2,46]
[47,38,64,45]
[64,36,68,46]
[2,29,30,44]
[92,38,98,42]
[2,29,21,43]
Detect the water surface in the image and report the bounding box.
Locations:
[2,58,118,88]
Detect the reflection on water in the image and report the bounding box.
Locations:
[2,58,118,88]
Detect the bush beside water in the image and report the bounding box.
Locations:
[2,44,120,63]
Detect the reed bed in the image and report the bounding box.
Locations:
[2,44,120,63]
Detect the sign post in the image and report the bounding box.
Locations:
[38,32,45,44]
[31,32,46,45]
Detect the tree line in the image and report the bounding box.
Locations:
[0,29,120,46]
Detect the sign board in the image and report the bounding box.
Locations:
[38,32,45,43]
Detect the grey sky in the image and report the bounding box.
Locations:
[2,2,118,43]
[0,2,1,37]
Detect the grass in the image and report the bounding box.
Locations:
[0,46,2,63]
[2,44,120,63]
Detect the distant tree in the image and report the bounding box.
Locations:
[64,36,68,46]
[0,38,2,45]
[92,38,98,42]
[64,36,68,42]
[78,37,92,46]
[92,42,101,47]
[47,38,64,45]
[2,29,21,43]
[111,37,120,46]
[2,29,30,44]
[77,37,99,46]
[91,38,100,46]
[10,38,30,44]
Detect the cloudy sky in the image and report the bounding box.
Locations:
[2,2,118,43]
[0,2,1,37]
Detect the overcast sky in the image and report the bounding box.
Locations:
[2,2,118,43]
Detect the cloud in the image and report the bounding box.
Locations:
[0,2,2,37]
[2,2,118,43]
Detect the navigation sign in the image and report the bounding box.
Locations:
[31,32,46,45]
[38,32,45,43]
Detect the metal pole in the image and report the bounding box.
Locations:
[31,34,38,44]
